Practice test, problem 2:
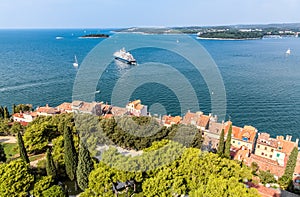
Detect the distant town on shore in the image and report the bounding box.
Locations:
[117,23,300,40]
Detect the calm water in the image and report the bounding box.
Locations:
[0,29,300,140]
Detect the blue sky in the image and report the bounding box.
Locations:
[0,0,300,28]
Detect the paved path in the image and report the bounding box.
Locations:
[0,136,17,143]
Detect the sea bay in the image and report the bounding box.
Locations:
[0,29,300,140]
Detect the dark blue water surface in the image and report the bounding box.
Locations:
[0,29,300,140]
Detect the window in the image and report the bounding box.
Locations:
[232,141,235,144]
[269,155,272,158]
[261,152,264,156]
[278,147,282,150]
[238,142,241,145]
[271,149,274,152]
[277,153,280,157]
[265,147,267,150]
[257,145,260,148]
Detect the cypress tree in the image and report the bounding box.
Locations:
[217,129,225,156]
[77,140,94,190]
[224,124,232,159]
[46,148,57,178]
[0,106,4,119]
[284,147,298,178]
[17,131,30,163]
[12,104,16,114]
[64,126,78,182]
[0,143,6,162]
[3,106,9,119]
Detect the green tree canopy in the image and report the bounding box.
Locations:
[33,175,54,197]
[0,159,34,196]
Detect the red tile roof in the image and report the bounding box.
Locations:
[224,121,257,143]
[162,115,182,125]
[57,102,72,111]
[246,182,280,197]
[257,132,297,155]
[36,105,58,114]
[182,111,210,128]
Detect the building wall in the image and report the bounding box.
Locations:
[255,143,278,161]
[231,139,254,152]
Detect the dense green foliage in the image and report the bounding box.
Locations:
[64,126,78,182]
[33,176,54,197]
[0,119,9,134]
[3,106,9,119]
[17,131,30,163]
[258,170,277,184]
[0,159,34,196]
[189,175,258,197]
[77,140,94,191]
[217,128,225,156]
[10,122,24,135]
[224,124,232,158]
[0,143,6,162]
[76,114,201,154]
[13,104,33,114]
[24,113,74,153]
[46,149,57,178]
[84,145,258,196]
[42,185,66,197]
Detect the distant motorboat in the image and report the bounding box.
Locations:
[56,36,64,40]
[73,55,79,67]
[95,90,101,94]
[286,48,291,55]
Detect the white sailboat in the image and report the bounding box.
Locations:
[73,55,79,67]
[286,48,291,55]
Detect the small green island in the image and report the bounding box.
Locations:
[79,33,109,38]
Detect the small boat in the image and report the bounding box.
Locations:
[113,48,136,65]
[95,90,101,94]
[73,55,79,67]
[286,48,291,55]
[56,36,64,40]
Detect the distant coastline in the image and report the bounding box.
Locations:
[79,33,109,39]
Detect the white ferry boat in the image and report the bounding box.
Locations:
[113,48,136,65]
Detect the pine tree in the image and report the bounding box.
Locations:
[224,124,232,159]
[0,143,7,162]
[217,129,225,156]
[46,149,57,178]
[77,140,94,190]
[3,106,9,119]
[64,125,78,182]
[17,131,30,163]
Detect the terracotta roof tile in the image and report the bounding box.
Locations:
[57,102,72,111]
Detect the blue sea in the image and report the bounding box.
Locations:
[0,29,300,140]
